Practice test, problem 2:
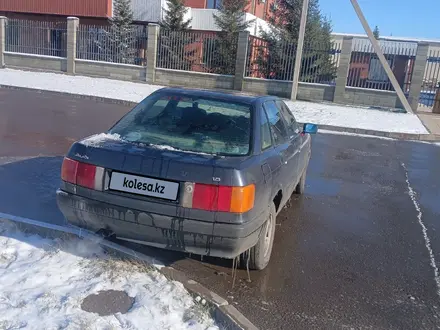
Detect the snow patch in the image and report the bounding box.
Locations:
[401,163,440,299]
[0,69,162,103]
[152,144,179,151]
[285,101,428,134]
[0,222,218,329]
[80,133,123,147]
[151,144,211,156]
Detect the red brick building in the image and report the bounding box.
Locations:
[0,0,274,34]
[0,0,111,25]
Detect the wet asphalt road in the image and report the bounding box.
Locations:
[1,88,440,329]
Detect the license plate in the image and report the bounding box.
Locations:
[109,172,179,201]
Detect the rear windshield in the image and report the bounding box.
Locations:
[109,92,252,156]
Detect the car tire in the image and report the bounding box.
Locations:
[295,168,307,195]
[247,203,277,270]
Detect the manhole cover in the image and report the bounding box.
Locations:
[81,290,134,316]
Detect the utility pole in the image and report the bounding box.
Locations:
[291,0,309,100]
[349,0,414,113]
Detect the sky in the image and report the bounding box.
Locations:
[319,0,440,40]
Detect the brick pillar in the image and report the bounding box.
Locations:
[333,37,353,104]
[0,17,6,68]
[408,42,429,112]
[146,24,159,83]
[234,31,250,91]
[67,17,79,75]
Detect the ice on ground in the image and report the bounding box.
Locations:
[0,69,428,135]
[284,100,428,134]
[0,221,218,330]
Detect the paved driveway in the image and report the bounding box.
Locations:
[1,88,440,329]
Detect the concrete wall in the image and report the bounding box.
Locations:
[341,87,399,108]
[155,68,234,90]
[76,60,145,81]
[298,83,335,102]
[243,78,292,98]
[243,78,335,102]
[4,52,67,72]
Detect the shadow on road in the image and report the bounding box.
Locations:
[0,155,234,269]
[0,156,65,225]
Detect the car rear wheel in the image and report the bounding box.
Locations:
[247,203,276,270]
[295,168,307,195]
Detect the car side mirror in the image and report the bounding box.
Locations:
[303,123,318,134]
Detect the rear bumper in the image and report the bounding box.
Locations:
[56,189,264,258]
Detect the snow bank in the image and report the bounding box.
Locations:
[0,222,218,330]
[0,69,429,135]
[285,101,428,134]
[0,69,160,103]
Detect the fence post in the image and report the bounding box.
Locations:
[234,31,250,91]
[67,17,79,75]
[333,37,353,104]
[408,42,430,112]
[0,17,6,68]
[146,24,159,84]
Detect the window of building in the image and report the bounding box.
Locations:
[206,0,222,9]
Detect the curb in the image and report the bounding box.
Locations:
[309,123,440,142]
[2,84,439,142]
[0,213,257,330]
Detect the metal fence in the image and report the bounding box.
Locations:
[301,42,341,84]
[246,36,340,84]
[157,29,238,75]
[76,24,148,66]
[5,19,67,57]
[347,38,417,92]
[419,49,440,111]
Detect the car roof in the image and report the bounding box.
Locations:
[156,87,275,104]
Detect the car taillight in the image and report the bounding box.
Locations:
[61,157,104,190]
[61,157,78,184]
[182,182,255,213]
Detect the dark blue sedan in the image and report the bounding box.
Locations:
[57,88,317,270]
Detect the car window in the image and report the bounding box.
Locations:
[260,108,272,150]
[109,92,252,156]
[263,101,289,145]
[276,100,299,136]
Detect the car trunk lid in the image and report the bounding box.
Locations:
[68,134,246,189]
